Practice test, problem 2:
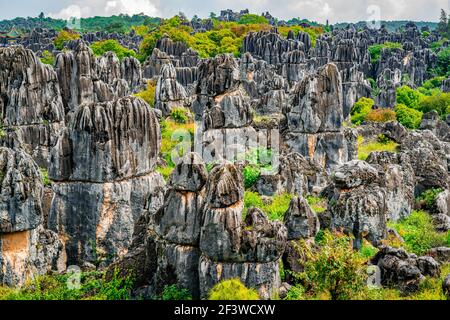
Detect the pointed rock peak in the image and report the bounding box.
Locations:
[169,152,208,192]
[205,162,244,208]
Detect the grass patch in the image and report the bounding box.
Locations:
[357,135,398,161]
[387,210,450,256]
[40,168,52,187]
[243,191,293,221]
[0,270,134,301]
[306,196,327,214]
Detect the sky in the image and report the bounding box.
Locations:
[0,0,449,24]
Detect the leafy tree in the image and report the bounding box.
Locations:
[436,47,450,76]
[54,30,80,50]
[437,9,449,36]
[238,14,268,25]
[396,85,423,109]
[40,50,55,66]
[419,92,450,117]
[90,39,136,60]
[106,21,128,34]
[368,42,402,63]
[294,231,367,300]
[394,104,423,129]
[208,279,260,300]
[351,97,374,125]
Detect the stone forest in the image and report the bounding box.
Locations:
[0,5,450,301]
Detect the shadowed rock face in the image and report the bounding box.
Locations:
[371,246,440,294]
[329,160,388,248]
[49,96,160,182]
[48,96,164,265]
[0,46,65,168]
[0,147,43,233]
[0,147,64,286]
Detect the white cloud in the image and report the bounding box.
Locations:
[48,0,160,19]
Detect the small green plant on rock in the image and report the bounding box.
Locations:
[208,279,260,300]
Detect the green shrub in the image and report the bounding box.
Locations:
[351,97,374,125]
[436,47,450,76]
[208,279,259,300]
[306,196,327,213]
[265,193,294,221]
[396,85,423,109]
[54,30,80,50]
[238,14,268,25]
[0,270,134,301]
[294,231,367,300]
[242,165,261,189]
[416,188,443,209]
[170,107,190,124]
[394,103,423,129]
[365,108,397,123]
[90,39,136,60]
[388,210,449,255]
[243,192,293,221]
[161,285,192,301]
[419,92,450,117]
[368,42,402,63]
[357,135,398,161]
[134,80,156,107]
[40,168,52,187]
[40,50,55,66]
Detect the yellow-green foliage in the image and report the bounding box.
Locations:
[364,108,397,123]
[292,231,368,300]
[394,103,423,129]
[40,50,55,66]
[357,135,398,161]
[243,191,293,221]
[351,97,374,125]
[208,279,260,300]
[278,25,325,47]
[306,196,327,213]
[0,270,134,301]
[387,210,449,255]
[40,168,51,187]
[54,30,80,50]
[170,107,191,124]
[158,118,195,176]
[368,42,402,63]
[161,285,192,300]
[90,39,136,60]
[134,80,156,107]
[138,15,324,61]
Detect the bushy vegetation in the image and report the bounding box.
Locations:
[396,85,422,109]
[134,80,156,107]
[242,165,261,189]
[138,15,324,61]
[40,50,55,66]
[368,42,402,63]
[54,30,80,50]
[364,108,397,123]
[238,14,268,25]
[0,270,134,300]
[90,39,136,60]
[357,135,398,161]
[288,231,368,300]
[208,279,259,300]
[170,107,191,124]
[161,285,192,300]
[394,103,423,129]
[350,97,374,125]
[39,168,51,187]
[156,117,195,181]
[306,196,327,213]
[416,188,444,210]
[388,210,450,255]
[243,191,293,221]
